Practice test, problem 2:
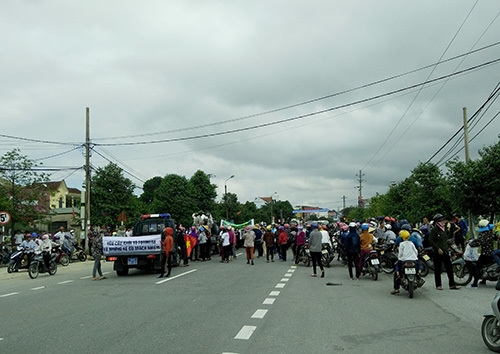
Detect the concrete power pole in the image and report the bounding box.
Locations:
[84,107,91,249]
[356,170,365,207]
[463,107,474,238]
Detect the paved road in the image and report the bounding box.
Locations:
[0,253,496,353]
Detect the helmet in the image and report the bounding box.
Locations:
[32,232,38,238]
[266,225,271,230]
[385,224,392,230]
[361,223,369,230]
[284,223,290,228]
[245,226,251,231]
[322,225,327,230]
[401,223,411,231]
[298,225,303,230]
[311,222,318,228]
[54,235,60,240]
[70,230,74,234]
[279,226,285,230]
[399,230,410,241]
[478,219,489,227]
[348,222,356,228]
[41,234,48,240]
[433,213,444,222]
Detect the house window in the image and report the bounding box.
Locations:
[59,197,63,208]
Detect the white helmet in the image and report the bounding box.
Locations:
[385,224,392,230]
[478,219,489,227]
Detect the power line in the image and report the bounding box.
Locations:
[94,58,500,147]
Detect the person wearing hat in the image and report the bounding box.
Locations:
[263,226,275,262]
[359,223,374,271]
[467,219,496,288]
[241,225,256,265]
[157,227,174,278]
[429,214,461,290]
[308,222,325,278]
[197,226,208,262]
[344,222,361,280]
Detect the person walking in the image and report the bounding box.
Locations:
[428,213,461,290]
[157,227,174,278]
[308,222,324,278]
[92,231,106,281]
[220,227,231,263]
[241,225,256,265]
[198,226,208,261]
[345,222,361,280]
[294,225,306,265]
[263,226,275,262]
[278,226,288,262]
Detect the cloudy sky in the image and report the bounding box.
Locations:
[1,1,499,211]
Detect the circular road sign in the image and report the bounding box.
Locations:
[0,211,11,225]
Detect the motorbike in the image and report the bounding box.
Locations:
[482,279,500,352]
[418,248,433,277]
[360,250,380,281]
[297,244,311,267]
[7,246,30,273]
[70,244,87,262]
[28,251,57,279]
[453,258,500,286]
[321,244,335,268]
[400,260,425,298]
[52,244,70,266]
[376,242,397,274]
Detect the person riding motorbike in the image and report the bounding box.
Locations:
[37,234,52,269]
[359,223,374,270]
[62,234,75,260]
[391,230,423,294]
[20,233,37,266]
[467,219,496,289]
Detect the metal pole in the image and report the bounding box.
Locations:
[463,107,475,238]
[85,107,91,250]
[224,175,234,220]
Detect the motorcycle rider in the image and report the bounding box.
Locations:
[345,222,361,280]
[37,234,53,269]
[467,219,496,289]
[359,223,374,271]
[293,225,306,265]
[383,224,397,244]
[20,233,37,266]
[62,234,75,260]
[391,230,423,294]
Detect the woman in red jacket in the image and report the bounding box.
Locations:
[278,226,288,262]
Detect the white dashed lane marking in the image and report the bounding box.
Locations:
[275,283,285,288]
[0,292,19,298]
[235,325,257,340]
[251,309,268,319]
[31,286,45,290]
[280,278,289,282]
[58,280,74,284]
[284,273,292,277]
[263,298,275,305]
[155,269,197,284]
[269,291,280,296]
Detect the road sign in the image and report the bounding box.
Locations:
[0,211,11,225]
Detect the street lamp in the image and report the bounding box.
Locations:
[224,175,235,220]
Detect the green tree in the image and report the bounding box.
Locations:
[447,138,500,221]
[90,163,137,228]
[140,176,163,205]
[188,170,217,214]
[0,148,49,233]
[150,174,196,227]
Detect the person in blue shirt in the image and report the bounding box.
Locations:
[344,222,361,280]
[393,224,422,250]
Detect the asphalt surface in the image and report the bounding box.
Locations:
[0,252,497,353]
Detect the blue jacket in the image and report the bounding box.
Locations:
[345,230,360,254]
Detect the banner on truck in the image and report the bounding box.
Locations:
[102,234,162,256]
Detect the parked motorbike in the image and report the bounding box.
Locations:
[418,248,433,277]
[400,260,424,298]
[376,242,397,274]
[321,244,335,268]
[7,246,30,273]
[453,258,500,286]
[28,251,57,279]
[482,279,500,352]
[297,244,311,267]
[52,244,70,266]
[360,250,379,281]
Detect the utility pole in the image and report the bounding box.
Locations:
[342,195,346,210]
[463,107,474,238]
[84,107,91,249]
[355,170,365,207]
